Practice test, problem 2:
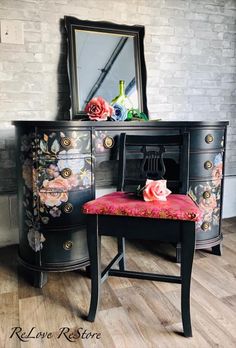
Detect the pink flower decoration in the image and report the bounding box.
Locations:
[39,176,70,207]
[85,96,113,121]
[143,179,172,202]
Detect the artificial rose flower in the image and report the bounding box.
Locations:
[143,179,171,202]
[39,176,70,207]
[111,103,127,121]
[85,96,113,121]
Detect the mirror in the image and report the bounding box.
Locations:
[65,16,148,119]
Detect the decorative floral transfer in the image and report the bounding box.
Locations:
[20,130,93,252]
[188,152,223,232]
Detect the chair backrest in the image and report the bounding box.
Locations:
[117,132,190,194]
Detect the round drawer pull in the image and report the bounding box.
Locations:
[203,191,211,199]
[201,222,210,231]
[103,136,114,149]
[204,160,213,170]
[205,134,214,144]
[62,203,73,214]
[60,137,72,148]
[61,168,72,178]
[63,240,73,250]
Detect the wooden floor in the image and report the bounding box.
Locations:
[0,218,236,348]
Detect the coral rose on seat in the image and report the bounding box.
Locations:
[143,179,171,202]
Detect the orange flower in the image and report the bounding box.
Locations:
[143,179,171,202]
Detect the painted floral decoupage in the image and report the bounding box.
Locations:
[189,153,223,233]
[21,130,92,252]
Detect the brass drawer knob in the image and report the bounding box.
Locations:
[205,134,214,144]
[204,160,213,170]
[60,137,72,148]
[203,191,211,199]
[62,203,73,214]
[103,136,114,149]
[201,222,210,231]
[61,168,72,178]
[63,240,73,250]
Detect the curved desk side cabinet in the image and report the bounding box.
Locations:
[13,120,228,287]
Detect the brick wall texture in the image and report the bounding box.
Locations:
[0,0,235,188]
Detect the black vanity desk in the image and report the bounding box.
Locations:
[13,120,228,287]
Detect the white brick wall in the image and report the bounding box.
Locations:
[0,0,235,245]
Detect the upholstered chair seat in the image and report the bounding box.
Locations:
[83,191,201,222]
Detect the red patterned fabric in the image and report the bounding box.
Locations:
[82,192,202,222]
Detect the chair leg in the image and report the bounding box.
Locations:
[181,221,195,337]
[117,237,126,270]
[176,242,181,263]
[87,215,101,322]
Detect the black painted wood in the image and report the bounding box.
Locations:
[13,120,228,288]
[86,133,195,336]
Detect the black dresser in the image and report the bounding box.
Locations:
[13,120,228,287]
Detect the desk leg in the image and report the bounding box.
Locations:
[33,271,48,288]
[212,243,222,256]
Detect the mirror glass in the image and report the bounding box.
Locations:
[65,17,148,118]
[76,30,137,110]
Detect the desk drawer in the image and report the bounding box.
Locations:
[40,227,89,264]
[189,128,224,150]
[36,129,91,156]
[189,179,221,237]
[38,188,94,228]
[189,152,223,179]
[94,128,179,155]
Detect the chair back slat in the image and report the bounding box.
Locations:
[117,132,190,194]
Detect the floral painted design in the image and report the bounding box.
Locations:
[20,130,93,252]
[188,152,223,232]
[27,228,46,252]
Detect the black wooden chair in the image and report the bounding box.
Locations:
[82,132,201,337]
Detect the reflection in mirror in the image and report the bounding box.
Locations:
[65,16,148,119]
[76,30,137,110]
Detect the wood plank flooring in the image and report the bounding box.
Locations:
[0,217,236,348]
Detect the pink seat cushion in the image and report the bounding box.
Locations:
[82,192,202,222]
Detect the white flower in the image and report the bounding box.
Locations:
[27,229,46,252]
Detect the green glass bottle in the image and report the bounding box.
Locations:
[111,80,132,109]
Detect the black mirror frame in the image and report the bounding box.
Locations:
[64,16,148,120]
